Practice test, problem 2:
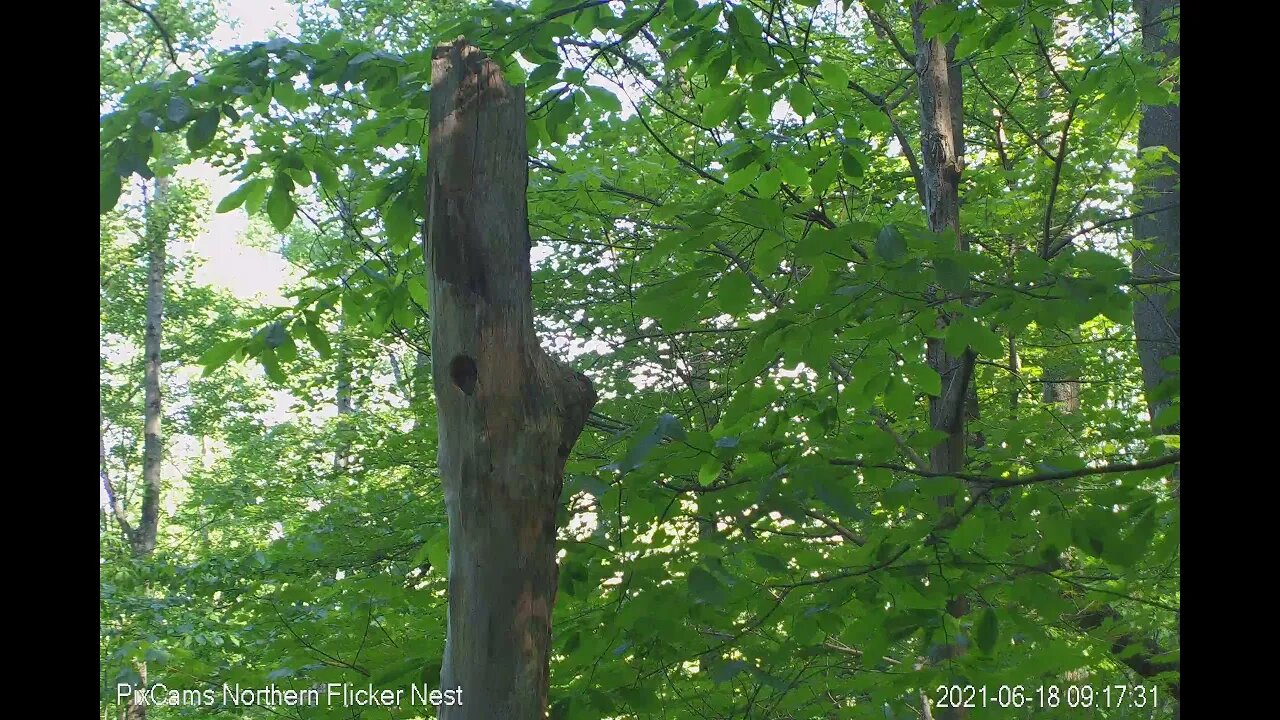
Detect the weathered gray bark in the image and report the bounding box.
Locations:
[1132,3,1179,717]
[1042,357,1081,414]
[135,175,169,558]
[1042,377,1081,413]
[913,0,970,482]
[1132,0,1180,437]
[98,175,173,720]
[99,174,170,720]
[427,39,596,719]
[912,4,971,717]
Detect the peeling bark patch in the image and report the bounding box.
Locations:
[451,355,478,395]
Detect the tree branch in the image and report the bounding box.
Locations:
[829,453,1181,488]
[100,408,136,547]
[118,0,183,70]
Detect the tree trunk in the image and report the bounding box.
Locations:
[426,39,597,720]
[1132,3,1179,717]
[120,173,170,720]
[101,175,172,719]
[912,4,971,717]
[135,175,168,558]
[1132,0,1180,438]
[1042,358,1081,414]
[913,0,969,481]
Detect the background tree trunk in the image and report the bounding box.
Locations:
[912,0,969,482]
[1132,2,1179,716]
[135,175,169,558]
[1132,0,1180,438]
[119,173,170,720]
[1042,358,1081,414]
[426,39,596,720]
[912,5,970,716]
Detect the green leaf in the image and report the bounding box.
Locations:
[710,660,748,684]
[259,348,287,385]
[426,532,448,571]
[724,164,759,194]
[819,62,849,90]
[101,173,122,214]
[975,608,999,655]
[186,109,220,151]
[982,15,1018,50]
[199,339,243,374]
[911,365,942,397]
[795,264,829,308]
[303,321,332,359]
[718,271,752,314]
[266,185,297,231]
[586,85,622,112]
[948,515,983,551]
[731,5,765,36]
[839,147,870,176]
[373,656,427,686]
[788,83,815,117]
[215,179,265,214]
[1113,86,1139,121]
[934,257,968,292]
[546,92,577,145]
[861,110,890,135]
[620,430,662,472]
[244,178,271,214]
[384,193,417,248]
[1152,403,1179,429]
[703,90,739,126]
[812,158,840,193]
[657,413,687,441]
[407,277,430,309]
[687,567,727,605]
[747,91,772,121]
[1136,77,1173,106]
[944,317,1003,358]
[756,168,782,196]
[921,3,958,39]
[166,96,193,124]
[698,459,721,486]
[875,225,907,262]
[314,161,340,194]
[528,63,561,88]
[572,5,600,37]
[705,50,732,86]
[777,156,808,187]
